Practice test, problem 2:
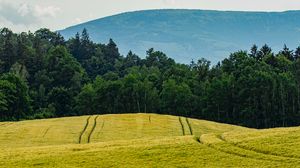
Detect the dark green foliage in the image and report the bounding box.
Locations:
[1,27,300,129]
[161,79,193,116]
[294,46,300,60]
[0,28,17,72]
[0,73,31,121]
[104,39,120,64]
[280,44,294,61]
[48,87,73,116]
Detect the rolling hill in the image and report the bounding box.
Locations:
[60,9,300,63]
[1,113,300,167]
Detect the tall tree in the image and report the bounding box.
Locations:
[0,28,16,72]
[294,46,300,60]
[280,44,294,61]
[104,39,120,64]
[257,44,272,61]
[249,44,258,58]
[0,73,31,120]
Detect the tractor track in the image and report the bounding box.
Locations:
[179,117,185,136]
[185,118,193,135]
[179,117,194,136]
[78,116,92,144]
[87,115,99,143]
[197,137,260,161]
[218,134,300,160]
[0,123,13,127]
[42,127,51,138]
[96,120,105,137]
[195,134,299,163]
[196,135,281,162]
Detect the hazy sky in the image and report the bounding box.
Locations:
[1,0,300,32]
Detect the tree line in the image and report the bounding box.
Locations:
[0,27,300,128]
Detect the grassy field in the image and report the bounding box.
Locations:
[0,113,300,167]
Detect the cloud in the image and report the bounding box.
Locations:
[73,18,82,24]
[162,0,181,6]
[0,2,38,25]
[161,0,189,8]
[35,5,60,18]
[162,0,177,5]
[0,1,60,26]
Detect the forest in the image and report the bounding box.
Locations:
[0,27,300,128]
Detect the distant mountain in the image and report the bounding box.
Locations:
[60,9,300,63]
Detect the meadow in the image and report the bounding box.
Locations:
[0,113,300,167]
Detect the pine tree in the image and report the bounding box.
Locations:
[294,46,300,60]
[257,44,272,61]
[80,28,94,60]
[0,28,16,72]
[249,44,258,58]
[280,44,294,61]
[105,39,120,64]
[69,32,81,60]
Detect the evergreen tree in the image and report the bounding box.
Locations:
[0,28,16,72]
[104,39,120,64]
[257,44,272,61]
[249,44,258,58]
[280,44,294,61]
[69,32,81,60]
[80,28,94,60]
[294,46,300,60]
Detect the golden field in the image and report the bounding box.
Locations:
[0,113,300,167]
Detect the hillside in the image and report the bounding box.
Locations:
[60,9,300,63]
[1,114,300,167]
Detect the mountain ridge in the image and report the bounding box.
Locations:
[65,9,300,27]
[60,9,300,63]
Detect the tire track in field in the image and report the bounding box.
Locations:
[179,117,193,136]
[87,115,99,143]
[79,116,92,144]
[0,123,13,127]
[179,117,185,136]
[42,127,51,138]
[218,134,300,160]
[196,135,279,162]
[185,118,193,135]
[196,137,259,160]
[195,134,299,163]
[96,120,105,137]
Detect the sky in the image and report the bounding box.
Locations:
[1,0,300,32]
